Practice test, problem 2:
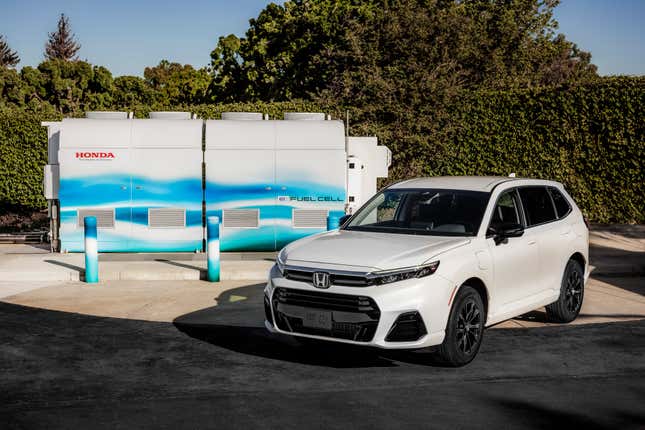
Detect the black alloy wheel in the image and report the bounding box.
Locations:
[456,299,483,355]
[564,267,583,314]
[435,286,485,367]
[546,259,585,323]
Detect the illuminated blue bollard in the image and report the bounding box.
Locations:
[207,216,220,282]
[83,216,99,283]
[327,215,340,231]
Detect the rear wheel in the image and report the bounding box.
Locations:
[546,259,584,323]
[435,286,485,367]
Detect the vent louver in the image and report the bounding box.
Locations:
[223,209,259,228]
[293,209,328,228]
[77,209,115,228]
[148,208,186,228]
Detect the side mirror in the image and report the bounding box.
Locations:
[488,222,524,245]
[338,214,352,227]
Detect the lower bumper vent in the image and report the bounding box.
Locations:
[264,294,273,327]
[385,311,427,342]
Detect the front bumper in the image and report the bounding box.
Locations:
[264,264,454,349]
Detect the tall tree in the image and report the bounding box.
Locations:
[144,60,210,105]
[0,35,20,68]
[208,0,597,103]
[45,14,81,61]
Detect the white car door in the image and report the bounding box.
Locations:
[486,189,540,307]
[519,186,571,294]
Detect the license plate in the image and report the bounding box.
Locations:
[303,310,332,330]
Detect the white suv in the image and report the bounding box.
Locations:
[265,176,589,366]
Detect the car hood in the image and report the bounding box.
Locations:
[283,229,470,272]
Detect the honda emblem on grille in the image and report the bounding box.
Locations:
[313,272,330,289]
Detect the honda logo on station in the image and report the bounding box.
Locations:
[75,152,115,160]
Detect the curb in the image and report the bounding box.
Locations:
[0,269,270,282]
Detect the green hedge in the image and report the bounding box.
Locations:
[1,78,643,223]
[126,101,328,119]
[0,106,61,210]
[440,78,644,223]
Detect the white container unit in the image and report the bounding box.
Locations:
[54,115,202,252]
[43,111,391,253]
[205,116,347,251]
[346,137,391,214]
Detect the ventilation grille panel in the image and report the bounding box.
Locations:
[148,208,186,228]
[77,209,115,228]
[293,209,328,228]
[223,209,259,228]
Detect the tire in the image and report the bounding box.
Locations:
[435,286,485,367]
[546,259,585,323]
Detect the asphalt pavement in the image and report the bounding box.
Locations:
[2,283,644,429]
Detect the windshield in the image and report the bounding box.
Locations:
[344,188,490,236]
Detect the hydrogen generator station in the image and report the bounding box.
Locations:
[42,111,391,253]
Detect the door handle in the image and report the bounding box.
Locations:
[265,186,272,191]
[135,186,143,190]
[528,240,537,245]
[120,186,127,190]
[280,186,287,191]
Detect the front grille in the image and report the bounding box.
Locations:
[272,287,380,342]
[385,311,427,342]
[284,268,369,287]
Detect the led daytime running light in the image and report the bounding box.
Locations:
[367,261,440,285]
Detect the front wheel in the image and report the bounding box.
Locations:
[546,259,584,323]
[434,286,485,367]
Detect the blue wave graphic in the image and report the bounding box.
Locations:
[59,174,346,252]
[205,179,345,202]
[60,174,202,207]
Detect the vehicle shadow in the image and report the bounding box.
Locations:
[589,241,644,297]
[515,309,645,324]
[172,284,446,368]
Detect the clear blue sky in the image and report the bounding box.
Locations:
[2,0,644,77]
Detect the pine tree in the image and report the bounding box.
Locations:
[0,35,20,68]
[44,14,81,61]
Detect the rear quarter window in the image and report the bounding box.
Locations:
[549,187,572,219]
[519,186,557,226]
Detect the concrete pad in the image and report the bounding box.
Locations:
[0,281,64,299]
[0,244,50,254]
[0,251,273,282]
[2,280,263,323]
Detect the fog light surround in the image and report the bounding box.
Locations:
[385,311,428,342]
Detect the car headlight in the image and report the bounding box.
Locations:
[276,250,286,275]
[366,261,440,285]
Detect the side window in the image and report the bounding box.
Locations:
[490,190,521,229]
[519,187,557,226]
[549,187,571,219]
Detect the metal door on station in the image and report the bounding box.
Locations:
[205,149,277,251]
[129,148,203,251]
